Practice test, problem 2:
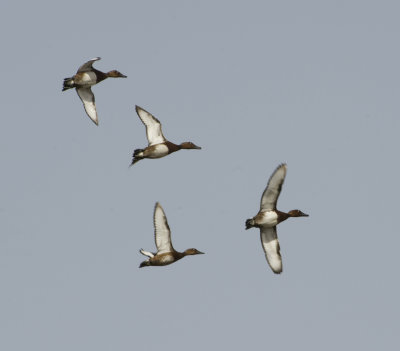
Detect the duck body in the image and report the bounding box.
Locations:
[247,210,279,228]
[245,164,308,274]
[131,106,201,166]
[246,209,293,229]
[140,251,185,267]
[139,203,204,268]
[133,141,179,160]
[63,69,106,90]
[62,57,126,125]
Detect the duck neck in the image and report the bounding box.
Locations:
[93,69,107,82]
[174,251,185,260]
[276,210,290,224]
[165,141,181,153]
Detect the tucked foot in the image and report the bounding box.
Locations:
[130,149,144,166]
[245,218,255,230]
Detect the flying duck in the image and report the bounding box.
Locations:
[245,164,309,274]
[139,202,204,267]
[62,57,127,125]
[130,106,201,166]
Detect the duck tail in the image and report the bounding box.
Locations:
[133,148,144,157]
[245,218,255,230]
[62,77,74,91]
[130,149,144,167]
[139,260,150,268]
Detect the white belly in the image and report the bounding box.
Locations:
[258,211,278,227]
[76,72,97,85]
[148,144,169,158]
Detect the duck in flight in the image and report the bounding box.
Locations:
[62,57,127,125]
[245,164,309,274]
[139,202,204,267]
[131,106,201,166]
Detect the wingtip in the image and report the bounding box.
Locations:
[270,264,283,274]
[88,113,99,126]
[135,105,146,115]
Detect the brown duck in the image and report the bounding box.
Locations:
[131,106,201,166]
[245,164,309,274]
[62,57,127,125]
[139,202,204,267]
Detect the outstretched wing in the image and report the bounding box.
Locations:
[77,57,101,73]
[135,106,166,146]
[76,87,98,125]
[260,227,282,274]
[153,202,174,254]
[260,163,287,211]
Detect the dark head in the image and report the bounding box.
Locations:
[179,142,201,150]
[183,248,204,256]
[288,209,309,217]
[106,70,127,78]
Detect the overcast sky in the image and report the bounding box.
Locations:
[1,1,399,350]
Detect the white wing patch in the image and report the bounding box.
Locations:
[153,202,173,254]
[260,164,287,211]
[135,106,166,146]
[76,87,98,125]
[260,227,282,274]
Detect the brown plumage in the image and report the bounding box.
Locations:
[245,164,309,274]
[62,57,126,125]
[130,106,201,166]
[139,203,204,267]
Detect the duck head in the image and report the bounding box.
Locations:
[288,209,309,217]
[184,248,204,256]
[179,142,201,150]
[106,70,127,78]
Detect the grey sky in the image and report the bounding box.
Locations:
[1,1,399,350]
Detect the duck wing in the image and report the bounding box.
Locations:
[76,87,98,125]
[260,163,287,211]
[153,202,174,254]
[135,106,166,146]
[260,226,282,274]
[77,57,101,73]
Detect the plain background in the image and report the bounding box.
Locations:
[1,1,399,350]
